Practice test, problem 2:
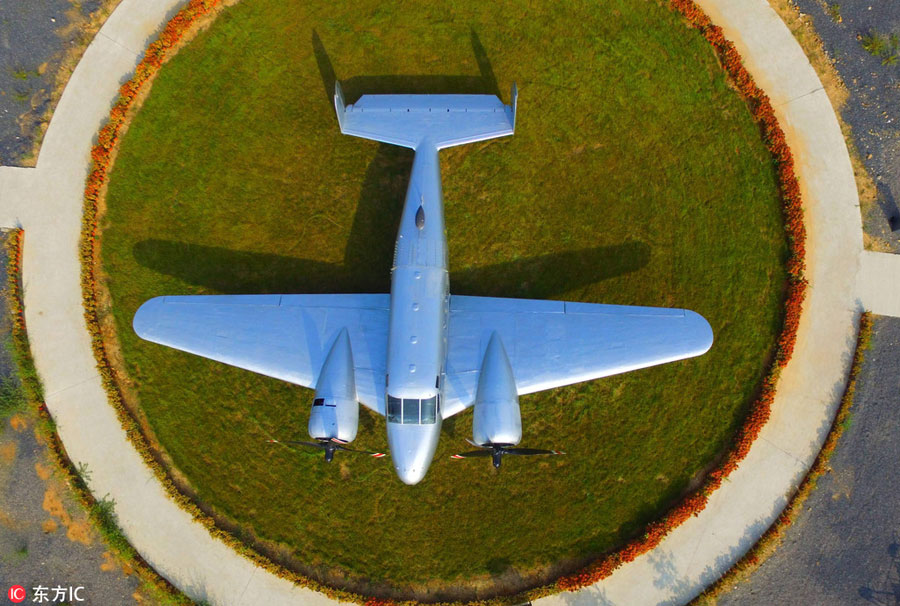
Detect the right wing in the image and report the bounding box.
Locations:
[133,294,390,415]
[442,295,713,418]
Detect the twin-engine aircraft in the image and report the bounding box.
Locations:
[133,83,714,485]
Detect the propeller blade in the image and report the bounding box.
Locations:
[450,450,493,459]
[299,441,329,449]
[504,448,566,456]
[267,439,327,449]
[269,439,386,459]
[333,444,387,457]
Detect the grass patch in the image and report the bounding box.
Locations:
[100,0,788,593]
[0,367,26,422]
[10,68,40,81]
[860,29,899,64]
[861,31,888,56]
[11,90,31,104]
[90,496,134,556]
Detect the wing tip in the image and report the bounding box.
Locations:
[133,296,167,340]
[684,309,714,355]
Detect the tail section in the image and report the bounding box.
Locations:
[334,82,517,151]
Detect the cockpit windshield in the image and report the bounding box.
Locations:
[386,395,439,425]
[420,396,437,423]
[402,398,419,424]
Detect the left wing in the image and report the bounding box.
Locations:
[132,294,389,415]
[442,295,713,418]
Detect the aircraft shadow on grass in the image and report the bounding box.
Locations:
[132,30,650,304]
[131,239,651,301]
[312,28,503,105]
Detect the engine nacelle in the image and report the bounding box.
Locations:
[472,332,522,447]
[308,328,359,444]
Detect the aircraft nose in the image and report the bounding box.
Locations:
[395,465,427,485]
[386,420,441,485]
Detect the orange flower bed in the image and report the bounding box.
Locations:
[79,0,808,603]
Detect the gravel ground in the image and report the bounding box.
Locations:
[791,0,900,250]
[0,0,101,166]
[0,230,145,604]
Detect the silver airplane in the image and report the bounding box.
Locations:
[133,83,714,485]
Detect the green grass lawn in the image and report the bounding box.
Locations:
[100,0,787,595]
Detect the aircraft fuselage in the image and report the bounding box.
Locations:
[385,140,449,484]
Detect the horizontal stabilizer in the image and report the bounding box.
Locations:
[335,82,517,150]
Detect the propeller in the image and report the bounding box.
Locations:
[268,438,386,462]
[450,439,565,468]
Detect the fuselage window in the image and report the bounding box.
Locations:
[420,396,437,424]
[402,398,420,424]
[387,395,402,423]
[313,398,325,407]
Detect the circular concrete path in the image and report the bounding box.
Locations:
[0,0,893,604]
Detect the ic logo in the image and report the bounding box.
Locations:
[7,585,26,603]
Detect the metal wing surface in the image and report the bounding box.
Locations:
[132,294,390,415]
[441,295,714,418]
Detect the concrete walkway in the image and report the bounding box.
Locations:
[0,0,895,604]
[857,251,900,316]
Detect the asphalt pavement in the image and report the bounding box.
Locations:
[792,0,900,250]
[0,0,101,166]
[720,315,900,606]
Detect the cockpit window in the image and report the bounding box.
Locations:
[420,396,437,424]
[386,395,439,425]
[402,398,420,424]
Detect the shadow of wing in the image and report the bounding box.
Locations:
[450,241,651,299]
